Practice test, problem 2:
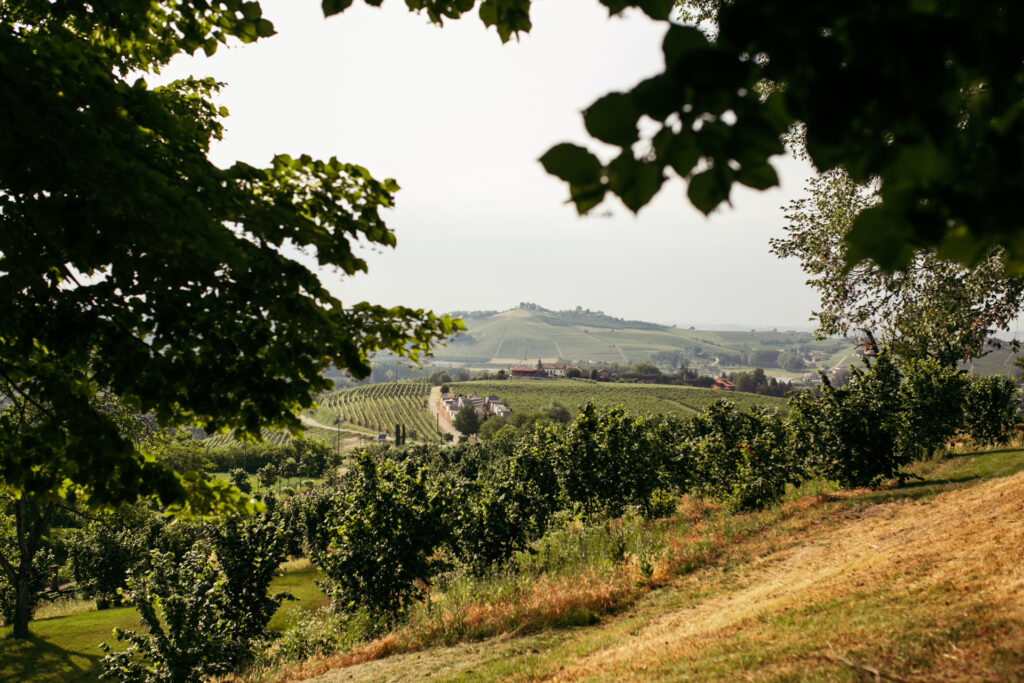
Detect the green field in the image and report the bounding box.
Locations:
[450,379,788,418]
[431,307,857,375]
[0,562,327,682]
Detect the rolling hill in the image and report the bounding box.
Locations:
[430,304,857,377]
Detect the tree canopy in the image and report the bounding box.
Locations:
[539,1,1024,272]
[1,1,458,509]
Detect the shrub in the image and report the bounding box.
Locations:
[898,358,968,458]
[553,404,673,518]
[100,509,291,681]
[790,353,908,488]
[445,441,560,574]
[964,375,1020,445]
[68,505,161,609]
[314,454,444,622]
[684,402,795,510]
[100,544,240,682]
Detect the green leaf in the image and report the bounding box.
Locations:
[598,0,631,15]
[241,2,262,20]
[631,75,678,119]
[687,168,731,214]
[583,92,639,147]
[666,134,701,178]
[662,25,709,67]
[637,0,674,20]
[569,183,608,214]
[607,152,665,213]
[322,0,354,16]
[539,143,603,185]
[736,161,778,190]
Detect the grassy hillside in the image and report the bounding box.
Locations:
[450,379,788,417]
[281,445,1024,682]
[433,306,856,375]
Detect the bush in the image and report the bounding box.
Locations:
[101,544,241,682]
[790,354,908,488]
[553,404,674,518]
[100,509,291,681]
[314,454,444,622]
[898,358,968,458]
[69,504,162,609]
[683,402,796,510]
[445,440,560,574]
[964,375,1020,445]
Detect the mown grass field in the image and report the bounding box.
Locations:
[451,379,788,417]
[0,561,327,682]
[280,445,1024,682]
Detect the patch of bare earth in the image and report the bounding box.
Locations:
[549,472,1024,681]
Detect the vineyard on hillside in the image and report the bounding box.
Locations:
[450,379,788,419]
[315,381,438,441]
[202,428,294,449]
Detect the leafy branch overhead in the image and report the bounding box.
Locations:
[325,1,1024,272]
[553,2,1024,272]
[1,2,459,509]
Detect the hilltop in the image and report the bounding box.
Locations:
[431,303,857,379]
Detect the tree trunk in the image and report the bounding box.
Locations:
[11,573,33,638]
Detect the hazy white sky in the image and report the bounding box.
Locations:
[161,0,821,329]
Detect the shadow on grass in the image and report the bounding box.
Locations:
[0,632,103,683]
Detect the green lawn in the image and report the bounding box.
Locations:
[0,561,327,682]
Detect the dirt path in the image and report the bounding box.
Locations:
[298,414,368,450]
[428,386,459,438]
[551,337,565,360]
[306,470,1024,682]
[298,414,344,431]
[490,326,509,363]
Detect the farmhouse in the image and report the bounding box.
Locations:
[509,365,547,379]
[712,378,736,391]
[441,393,512,421]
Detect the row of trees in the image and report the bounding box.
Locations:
[299,355,1018,623]
[28,353,1014,679]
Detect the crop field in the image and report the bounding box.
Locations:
[450,379,788,418]
[201,428,294,448]
[315,381,439,440]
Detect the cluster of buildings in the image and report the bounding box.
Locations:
[441,392,512,421]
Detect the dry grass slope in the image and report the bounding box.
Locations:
[551,471,1024,681]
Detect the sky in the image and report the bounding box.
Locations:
[159,0,822,329]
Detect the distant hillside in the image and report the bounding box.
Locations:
[432,304,856,376]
